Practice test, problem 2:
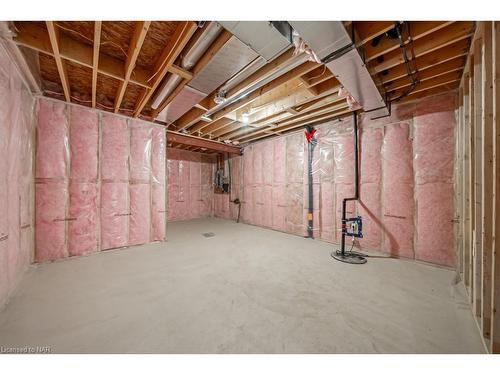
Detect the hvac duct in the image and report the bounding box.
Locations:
[157,25,261,123]
[151,22,223,110]
[288,21,389,119]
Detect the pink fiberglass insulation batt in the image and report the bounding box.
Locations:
[151,127,166,240]
[129,184,151,246]
[101,182,128,250]
[35,182,68,262]
[68,182,98,255]
[381,122,415,258]
[69,106,98,181]
[167,148,216,221]
[101,114,129,181]
[130,121,152,182]
[414,95,456,266]
[34,99,168,262]
[236,92,457,267]
[36,99,68,179]
[0,51,35,307]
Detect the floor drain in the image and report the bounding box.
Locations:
[202,232,215,238]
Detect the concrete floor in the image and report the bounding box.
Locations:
[0,218,485,353]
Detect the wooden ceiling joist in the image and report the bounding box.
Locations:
[380,39,470,84]
[133,21,198,117]
[166,130,241,155]
[389,70,462,100]
[240,106,354,144]
[353,21,396,46]
[92,21,101,108]
[364,21,452,63]
[46,21,71,102]
[15,23,152,89]
[114,21,151,112]
[385,57,465,93]
[371,21,474,74]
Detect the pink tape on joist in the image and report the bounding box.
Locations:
[152,183,166,241]
[35,181,68,262]
[68,182,98,256]
[152,128,166,185]
[129,184,151,246]
[101,115,129,181]
[36,99,68,179]
[101,182,128,250]
[70,106,98,181]
[129,121,152,182]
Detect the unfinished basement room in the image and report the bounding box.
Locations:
[2,3,500,368]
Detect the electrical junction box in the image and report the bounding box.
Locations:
[345,216,363,238]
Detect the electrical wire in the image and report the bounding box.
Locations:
[389,22,418,103]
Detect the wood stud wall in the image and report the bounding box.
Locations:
[456,21,500,353]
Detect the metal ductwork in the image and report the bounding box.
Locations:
[288,21,390,119]
[156,22,259,124]
[217,21,292,62]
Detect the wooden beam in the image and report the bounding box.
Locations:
[45,21,71,102]
[481,21,494,341]
[166,130,241,155]
[234,101,350,142]
[492,20,500,354]
[15,22,152,89]
[389,71,462,100]
[167,64,193,80]
[364,21,452,63]
[385,57,465,92]
[191,117,234,135]
[114,21,151,113]
[241,106,354,143]
[473,37,484,322]
[371,22,475,74]
[381,39,470,84]
[92,21,101,108]
[469,53,476,306]
[353,21,395,46]
[135,21,198,117]
[462,72,471,293]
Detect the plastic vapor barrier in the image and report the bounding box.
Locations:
[35,98,167,262]
[233,92,457,267]
[0,47,35,308]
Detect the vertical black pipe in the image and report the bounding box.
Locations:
[340,112,359,255]
[307,136,314,238]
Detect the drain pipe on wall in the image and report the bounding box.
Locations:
[331,112,367,264]
[305,125,317,238]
